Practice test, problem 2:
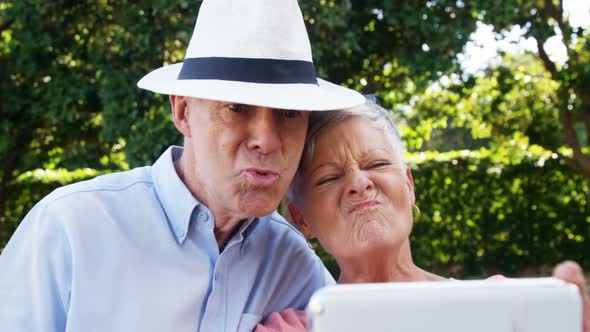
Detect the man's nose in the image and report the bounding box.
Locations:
[347,169,373,196]
[247,108,281,154]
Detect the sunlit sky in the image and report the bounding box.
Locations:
[460,0,590,75]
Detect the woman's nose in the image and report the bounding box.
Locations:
[347,170,373,196]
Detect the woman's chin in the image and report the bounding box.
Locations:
[356,222,406,252]
[357,221,389,243]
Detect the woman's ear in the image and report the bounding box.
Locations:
[288,202,314,239]
[405,167,416,205]
[169,95,191,137]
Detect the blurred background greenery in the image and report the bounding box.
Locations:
[1,0,589,278]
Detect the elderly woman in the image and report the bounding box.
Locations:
[287,100,442,284]
[255,100,590,332]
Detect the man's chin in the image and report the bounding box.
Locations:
[236,193,282,217]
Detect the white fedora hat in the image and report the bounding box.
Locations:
[137,0,365,111]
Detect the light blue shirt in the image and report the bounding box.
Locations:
[0,146,333,332]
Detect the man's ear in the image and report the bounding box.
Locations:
[170,95,191,137]
[405,167,416,206]
[288,202,314,239]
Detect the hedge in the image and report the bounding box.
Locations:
[2,150,589,279]
[410,150,588,278]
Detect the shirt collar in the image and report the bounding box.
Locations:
[225,217,259,254]
[237,217,258,239]
[151,146,199,244]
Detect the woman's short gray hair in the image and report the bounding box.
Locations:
[287,99,406,203]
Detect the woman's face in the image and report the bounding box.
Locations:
[293,116,415,260]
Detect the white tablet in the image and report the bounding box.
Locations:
[306,278,582,332]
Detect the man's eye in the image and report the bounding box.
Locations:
[283,110,300,118]
[227,104,246,113]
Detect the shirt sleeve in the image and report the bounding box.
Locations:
[281,253,334,311]
[323,266,336,286]
[0,201,72,331]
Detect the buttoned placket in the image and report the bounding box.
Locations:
[199,240,241,331]
[198,216,255,331]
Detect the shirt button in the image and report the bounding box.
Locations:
[198,212,209,222]
[176,228,185,237]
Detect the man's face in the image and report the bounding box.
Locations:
[181,98,309,219]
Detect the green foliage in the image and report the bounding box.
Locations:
[404,0,590,175]
[0,0,191,239]
[301,0,479,93]
[406,54,561,153]
[0,1,189,173]
[409,149,589,278]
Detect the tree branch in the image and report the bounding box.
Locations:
[537,40,557,80]
[559,110,590,175]
[534,142,590,177]
[555,0,572,58]
[560,110,582,155]
[543,0,571,59]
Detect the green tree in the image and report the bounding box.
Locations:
[485,0,590,176]
[408,1,590,176]
[0,1,193,238]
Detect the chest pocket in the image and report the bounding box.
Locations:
[237,313,263,332]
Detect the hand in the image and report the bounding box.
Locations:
[253,309,308,332]
[553,261,590,332]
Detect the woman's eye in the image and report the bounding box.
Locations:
[283,109,300,118]
[227,104,246,113]
[369,161,390,169]
[315,176,337,186]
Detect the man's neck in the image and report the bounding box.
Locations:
[213,219,244,251]
[174,153,246,251]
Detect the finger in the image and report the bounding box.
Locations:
[486,274,508,281]
[553,261,590,332]
[281,309,308,329]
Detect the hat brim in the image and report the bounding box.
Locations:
[137,63,365,111]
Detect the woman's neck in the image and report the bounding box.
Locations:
[336,240,447,284]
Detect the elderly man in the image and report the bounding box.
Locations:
[0,1,364,331]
